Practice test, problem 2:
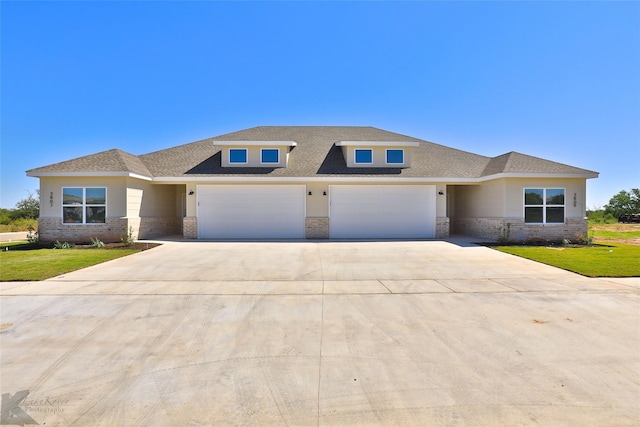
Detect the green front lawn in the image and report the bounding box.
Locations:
[495,243,640,277]
[0,245,141,281]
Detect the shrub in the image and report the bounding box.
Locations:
[90,237,105,248]
[497,222,511,244]
[53,241,74,249]
[576,232,593,246]
[26,226,39,244]
[121,226,135,246]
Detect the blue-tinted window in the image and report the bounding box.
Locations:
[354,149,372,164]
[386,149,404,164]
[261,149,279,164]
[229,149,247,164]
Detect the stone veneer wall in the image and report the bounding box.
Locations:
[305,217,329,239]
[451,217,588,242]
[128,217,181,239]
[38,216,180,243]
[183,217,197,239]
[38,217,129,243]
[436,217,450,238]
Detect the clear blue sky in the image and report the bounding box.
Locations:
[2,1,639,209]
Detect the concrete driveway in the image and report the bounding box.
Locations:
[1,239,639,426]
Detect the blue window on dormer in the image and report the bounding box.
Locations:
[386,149,404,164]
[229,148,247,164]
[354,149,372,164]
[261,148,279,164]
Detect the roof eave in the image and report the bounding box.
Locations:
[213,141,298,147]
[26,171,153,181]
[479,172,599,181]
[335,141,420,147]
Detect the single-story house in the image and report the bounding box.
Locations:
[27,126,598,242]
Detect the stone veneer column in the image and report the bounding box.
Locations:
[436,217,450,238]
[183,217,197,239]
[305,217,329,239]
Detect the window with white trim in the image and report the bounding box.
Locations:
[386,149,404,164]
[354,149,372,164]
[62,187,106,224]
[524,188,565,223]
[261,148,279,164]
[229,148,247,164]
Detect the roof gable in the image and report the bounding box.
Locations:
[482,151,598,176]
[27,149,152,177]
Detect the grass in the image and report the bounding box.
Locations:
[0,243,140,281]
[495,243,640,278]
[492,223,640,277]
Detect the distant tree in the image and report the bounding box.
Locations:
[0,208,12,224]
[13,190,40,219]
[604,188,640,218]
[586,209,617,224]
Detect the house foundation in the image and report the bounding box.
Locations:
[451,217,588,242]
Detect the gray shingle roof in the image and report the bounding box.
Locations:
[27,149,152,177]
[27,126,598,179]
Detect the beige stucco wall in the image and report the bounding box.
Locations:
[39,176,128,218]
[38,177,183,220]
[452,180,506,218]
[503,178,587,219]
[449,177,590,241]
[450,178,588,221]
[125,179,182,218]
[220,146,289,168]
[340,146,413,168]
[37,177,183,242]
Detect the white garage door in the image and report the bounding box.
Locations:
[197,185,305,239]
[329,185,436,238]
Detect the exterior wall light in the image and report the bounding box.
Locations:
[188,190,195,195]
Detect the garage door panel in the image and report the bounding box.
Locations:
[329,185,435,238]
[197,185,305,238]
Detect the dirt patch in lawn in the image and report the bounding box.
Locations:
[591,223,640,246]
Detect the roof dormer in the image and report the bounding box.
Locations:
[335,141,419,168]
[213,141,297,168]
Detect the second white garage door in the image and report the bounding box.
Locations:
[329,185,436,238]
[197,185,305,239]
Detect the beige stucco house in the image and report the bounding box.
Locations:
[27,126,598,242]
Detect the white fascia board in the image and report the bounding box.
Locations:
[152,176,478,184]
[478,172,599,181]
[153,172,597,184]
[213,141,297,147]
[335,141,420,147]
[26,171,153,181]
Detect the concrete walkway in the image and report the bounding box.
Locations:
[1,240,638,426]
[0,231,28,242]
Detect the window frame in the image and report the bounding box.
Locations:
[523,187,565,224]
[228,148,248,164]
[260,148,279,164]
[354,149,373,164]
[62,187,107,225]
[385,149,404,165]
